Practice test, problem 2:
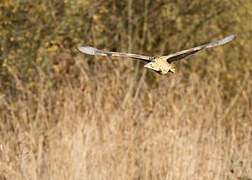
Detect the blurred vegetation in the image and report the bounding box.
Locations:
[0,0,251,95]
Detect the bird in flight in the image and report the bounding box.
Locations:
[77,34,235,75]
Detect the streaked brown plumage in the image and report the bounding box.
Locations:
[77,34,235,75]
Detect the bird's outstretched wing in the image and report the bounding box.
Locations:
[162,34,236,63]
[77,46,152,62]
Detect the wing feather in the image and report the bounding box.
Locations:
[77,46,152,62]
[163,34,236,63]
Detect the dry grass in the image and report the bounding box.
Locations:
[0,54,251,180]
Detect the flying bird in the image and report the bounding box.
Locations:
[77,34,235,75]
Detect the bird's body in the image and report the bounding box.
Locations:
[77,34,235,75]
[144,57,175,74]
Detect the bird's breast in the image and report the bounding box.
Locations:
[153,58,168,68]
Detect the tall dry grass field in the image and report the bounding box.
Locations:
[0,52,251,180]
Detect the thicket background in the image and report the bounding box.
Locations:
[0,0,251,179]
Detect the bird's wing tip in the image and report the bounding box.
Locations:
[77,46,97,55]
[207,34,236,48]
[222,34,236,43]
[228,34,236,39]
